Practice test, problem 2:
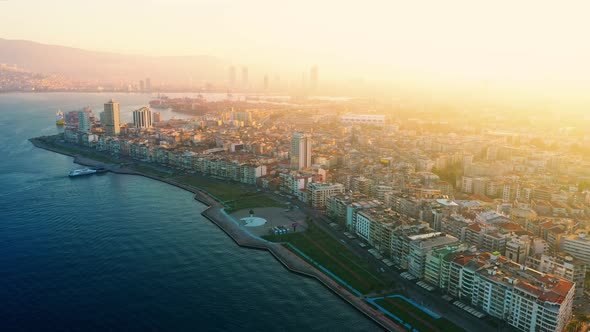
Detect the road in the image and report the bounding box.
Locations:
[49,136,512,332]
[267,191,515,332]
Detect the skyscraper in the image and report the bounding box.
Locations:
[229,66,236,88]
[104,99,120,136]
[242,66,248,89]
[145,77,151,91]
[77,110,91,133]
[263,75,269,90]
[139,80,145,91]
[310,65,318,91]
[133,106,152,129]
[291,133,312,170]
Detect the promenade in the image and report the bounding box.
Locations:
[196,191,404,332]
[30,137,403,331]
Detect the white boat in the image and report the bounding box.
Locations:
[68,168,97,177]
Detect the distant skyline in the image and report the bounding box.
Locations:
[1,0,590,104]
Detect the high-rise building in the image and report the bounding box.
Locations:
[291,133,312,170]
[139,80,145,91]
[133,106,152,129]
[104,99,120,136]
[77,110,91,133]
[263,75,269,90]
[145,77,151,91]
[241,66,248,89]
[153,111,162,123]
[229,66,236,88]
[310,65,318,91]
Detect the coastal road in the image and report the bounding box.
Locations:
[51,136,507,331]
[264,192,510,332]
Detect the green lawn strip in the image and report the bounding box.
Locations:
[374,297,465,332]
[263,224,387,294]
[226,195,285,212]
[129,165,172,178]
[174,175,285,212]
[336,250,383,282]
[174,175,246,201]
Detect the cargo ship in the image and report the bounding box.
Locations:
[149,95,169,109]
[56,110,65,125]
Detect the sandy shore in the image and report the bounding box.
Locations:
[30,137,403,332]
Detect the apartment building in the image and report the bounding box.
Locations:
[428,251,574,332]
[305,182,345,209]
[526,253,586,299]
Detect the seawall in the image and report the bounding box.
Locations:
[30,137,403,332]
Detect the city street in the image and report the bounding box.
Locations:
[267,191,514,332]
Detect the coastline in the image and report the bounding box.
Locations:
[29,137,403,332]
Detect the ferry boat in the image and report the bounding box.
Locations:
[56,109,65,126]
[68,168,97,177]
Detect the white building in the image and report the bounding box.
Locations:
[407,232,460,278]
[436,252,574,332]
[461,176,474,193]
[306,182,344,209]
[562,233,590,265]
[291,133,312,170]
[505,235,531,264]
[133,106,152,129]
[526,253,586,299]
[340,114,385,126]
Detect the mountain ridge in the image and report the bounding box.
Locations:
[0,38,228,84]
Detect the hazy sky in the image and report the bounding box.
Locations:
[2,0,590,99]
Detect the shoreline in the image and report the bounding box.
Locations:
[29,137,403,332]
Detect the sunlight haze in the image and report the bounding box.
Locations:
[3,2,590,331]
[1,0,589,103]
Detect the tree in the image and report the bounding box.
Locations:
[579,181,590,192]
[432,165,463,188]
[575,312,590,323]
[566,320,582,332]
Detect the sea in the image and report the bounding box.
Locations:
[0,93,380,331]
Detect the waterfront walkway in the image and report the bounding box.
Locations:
[30,138,406,331]
[195,192,404,331]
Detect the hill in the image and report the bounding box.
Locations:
[0,38,228,84]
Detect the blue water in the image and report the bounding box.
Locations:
[0,93,379,331]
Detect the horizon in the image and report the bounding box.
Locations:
[1,1,590,107]
[2,2,590,330]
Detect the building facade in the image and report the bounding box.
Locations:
[133,106,152,129]
[562,233,590,265]
[104,99,120,136]
[428,252,574,332]
[291,133,312,170]
[306,182,344,209]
